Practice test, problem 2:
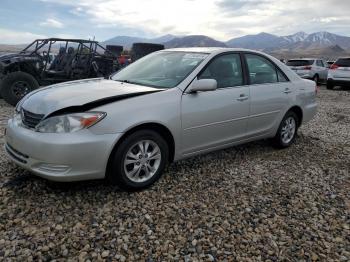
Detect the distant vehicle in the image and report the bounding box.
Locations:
[327,57,350,89]
[131,43,164,61]
[286,58,328,84]
[5,48,317,190]
[0,38,120,106]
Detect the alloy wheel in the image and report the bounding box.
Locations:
[281,116,296,144]
[11,81,30,99]
[123,140,162,183]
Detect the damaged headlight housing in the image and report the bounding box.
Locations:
[36,112,106,133]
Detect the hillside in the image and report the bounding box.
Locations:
[164,35,227,48]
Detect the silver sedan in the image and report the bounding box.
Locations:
[4,48,317,190]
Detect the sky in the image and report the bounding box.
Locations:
[0,0,349,44]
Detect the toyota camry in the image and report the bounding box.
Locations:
[4,48,317,190]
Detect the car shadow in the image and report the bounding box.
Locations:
[2,139,276,196]
[3,133,320,203]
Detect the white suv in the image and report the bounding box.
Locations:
[286,59,328,84]
[327,57,350,89]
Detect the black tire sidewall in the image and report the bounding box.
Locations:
[0,71,39,106]
[326,82,334,90]
[108,130,169,191]
[313,75,319,85]
[274,111,299,148]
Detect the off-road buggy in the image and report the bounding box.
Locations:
[0,38,122,106]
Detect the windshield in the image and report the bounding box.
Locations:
[335,58,350,67]
[112,51,208,88]
[286,60,314,66]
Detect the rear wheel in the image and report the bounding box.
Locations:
[107,130,169,191]
[272,111,299,148]
[0,71,39,106]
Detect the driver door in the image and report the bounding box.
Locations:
[181,53,250,156]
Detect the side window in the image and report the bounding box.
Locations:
[277,70,288,82]
[198,54,243,88]
[316,60,323,67]
[246,54,278,84]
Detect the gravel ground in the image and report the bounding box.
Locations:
[0,87,349,261]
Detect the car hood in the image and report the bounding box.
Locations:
[20,78,163,116]
[0,53,18,60]
[0,52,33,62]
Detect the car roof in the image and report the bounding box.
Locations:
[163,47,257,54]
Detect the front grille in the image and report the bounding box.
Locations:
[21,109,44,129]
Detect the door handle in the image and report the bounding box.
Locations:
[283,88,292,94]
[237,94,249,101]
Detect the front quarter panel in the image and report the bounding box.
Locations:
[89,87,182,156]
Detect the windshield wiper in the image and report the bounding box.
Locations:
[117,79,131,83]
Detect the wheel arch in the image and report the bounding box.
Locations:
[287,105,303,127]
[4,62,41,81]
[106,122,176,177]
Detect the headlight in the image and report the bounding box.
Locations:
[35,112,106,133]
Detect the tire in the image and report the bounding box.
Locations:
[326,82,334,90]
[0,71,39,106]
[272,111,299,149]
[313,74,319,85]
[106,130,169,191]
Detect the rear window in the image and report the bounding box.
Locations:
[335,58,350,67]
[286,60,313,66]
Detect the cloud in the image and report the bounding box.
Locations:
[40,18,64,28]
[0,28,46,44]
[3,0,350,43]
[216,0,268,11]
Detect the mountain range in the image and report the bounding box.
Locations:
[103,34,177,49]
[103,31,350,57]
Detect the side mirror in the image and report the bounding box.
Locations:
[187,79,217,93]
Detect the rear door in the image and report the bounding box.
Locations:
[181,53,250,155]
[244,53,291,137]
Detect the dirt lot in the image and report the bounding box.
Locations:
[0,87,349,261]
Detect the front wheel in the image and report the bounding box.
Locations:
[0,71,39,106]
[272,111,299,148]
[313,74,319,85]
[107,130,169,191]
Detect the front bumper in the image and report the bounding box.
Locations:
[4,118,122,182]
[327,78,350,87]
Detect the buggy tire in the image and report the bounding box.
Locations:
[0,71,39,106]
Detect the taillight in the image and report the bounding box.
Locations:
[330,64,339,70]
[303,66,312,70]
